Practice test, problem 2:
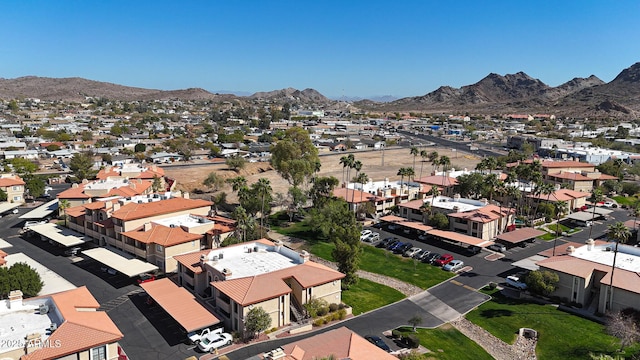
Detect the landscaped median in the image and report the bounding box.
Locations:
[393,325,493,360]
[465,288,640,359]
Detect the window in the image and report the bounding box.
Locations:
[12,186,19,191]
[91,345,107,360]
[156,245,163,252]
[13,196,21,201]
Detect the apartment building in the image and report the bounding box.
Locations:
[174,239,344,334]
[0,287,123,360]
[65,194,217,273]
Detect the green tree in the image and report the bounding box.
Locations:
[7,100,19,112]
[287,186,307,221]
[227,176,247,193]
[69,152,97,180]
[309,176,339,209]
[134,143,146,153]
[203,172,225,192]
[225,155,246,171]
[211,192,228,214]
[25,176,45,198]
[525,270,559,296]
[0,189,7,202]
[7,158,38,176]
[245,306,272,339]
[232,205,251,242]
[428,212,449,230]
[410,146,419,173]
[588,189,605,239]
[308,198,361,287]
[151,175,162,192]
[6,262,43,298]
[270,127,320,187]
[46,144,61,152]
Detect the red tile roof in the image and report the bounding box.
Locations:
[22,286,123,360]
[496,227,546,243]
[280,326,396,360]
[528,189,590,202]
[140,278,220,332]
[174,250,209,274]
[0,175,25,187]
[415,175,458,186]
[332,188,385,203]
[213,261,344,306]
[122,224,202,247]
[111,198,212,221]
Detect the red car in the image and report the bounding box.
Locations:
[137,273,156,284]
[433,254,454,267]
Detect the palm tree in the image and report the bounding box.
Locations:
[438,155,451,196]
[410,146,419,173]
[232,205,249,242]
[430,185,440,198]
[59,199,70,227]
[354,172,369,204]
[588,189,604,239]
[419,201,432,224]
[344,154,355,195]
[405,167,415,198]
[606,221,631,310]
[339,155,349,186]
[350,160,363,205]
[483,174,500,201]
[428,151,439,173]
[552,200,569,256]
[397,167,408,194]
[227,176,247,193]
[419,149,429,180]
[254,178,272,237]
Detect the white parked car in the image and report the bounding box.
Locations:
[403,247,422,258]
[360,230,372,240]
[603,201,615,208]
[362,232,380,243]
[197,330,233,353]
[442,260,464,272]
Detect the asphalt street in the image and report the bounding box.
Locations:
[1,182,632,360]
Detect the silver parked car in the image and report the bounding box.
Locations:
[442,260,464,272]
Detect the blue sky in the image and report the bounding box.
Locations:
[2,1,639,98]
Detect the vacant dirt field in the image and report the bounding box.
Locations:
[165,147,482,203]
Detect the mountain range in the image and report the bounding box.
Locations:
[1,62,640,118]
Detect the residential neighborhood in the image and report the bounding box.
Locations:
[1,93,640,360]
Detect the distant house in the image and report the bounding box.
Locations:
[149,152,183,163]
[0,174,25,203]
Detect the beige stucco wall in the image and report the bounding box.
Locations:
[309,280,342,305]
[238,294,290,333]
[162,239,201,273]
[4,184,24,203]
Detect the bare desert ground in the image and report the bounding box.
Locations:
[165,147,482,203]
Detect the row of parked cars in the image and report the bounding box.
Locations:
[376,237,465,272]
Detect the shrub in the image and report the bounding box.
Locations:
[392,329,402,339]
[403,334,420,349]
[313,319,323,327]
[323,317,330,324]
[331,312,341,321]
[317,306,328,317]
[488,282,497,290]
[337,308,347,320]
[329,303,339,312]
[338,303,347,309]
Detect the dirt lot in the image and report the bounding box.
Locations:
[165,147,482,203]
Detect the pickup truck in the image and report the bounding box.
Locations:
[188,327,223,344]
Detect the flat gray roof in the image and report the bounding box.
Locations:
[0,202,20,214]
[28,223,88,247]
[566,212,597,222]
[19,199,58,219]
[82,248,158,277]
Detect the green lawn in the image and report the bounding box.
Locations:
[311,241,454,289]
[395,326,493,360]
[341,278,405,315]
[466,291,640,359]
[537,223,580,241]
[272,216,454,289]
[613,195,638,207]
